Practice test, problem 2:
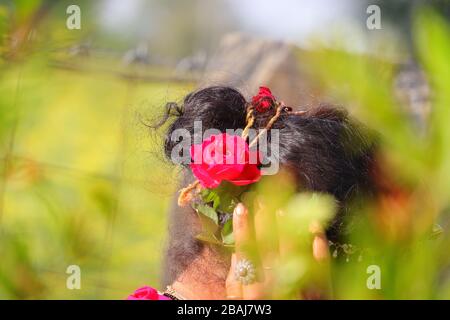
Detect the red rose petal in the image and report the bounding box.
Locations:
[229,163,261,186]
[127,286,159,300]
[190,163,221,188]
[189,133,261,189]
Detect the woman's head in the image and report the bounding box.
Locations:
[160,86,376,285]
[165,86,375,202]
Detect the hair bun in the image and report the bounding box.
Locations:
[164,86,247,160]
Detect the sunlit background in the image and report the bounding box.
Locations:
[0,0,449,299]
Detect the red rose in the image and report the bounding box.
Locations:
[251,86,276,112]
[190,133,261,189]
[127,286,170,300]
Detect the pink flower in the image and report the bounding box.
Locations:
[251,86,276,112]
[127,286,171,300]
[190,133,261,189]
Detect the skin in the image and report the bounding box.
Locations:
[170,202,329,300]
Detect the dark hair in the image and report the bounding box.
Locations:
[159,86,376,285]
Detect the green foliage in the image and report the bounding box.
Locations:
[193,182,244,247]
[0,1,192,299]
[294,7,450,299]
[0,1,449,300]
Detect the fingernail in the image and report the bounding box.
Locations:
[235,203,245,216]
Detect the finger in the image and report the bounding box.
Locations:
[254,197,278,284]
[309,222,332,297]
[233,203,265,299]
[312,234,330,262]
[309,221,330,262]
[225,254,242,300]
[233,203,261,265]
[233,203,252,256]
[276,209,294,259]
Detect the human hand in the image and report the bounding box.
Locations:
[225,202,330,299]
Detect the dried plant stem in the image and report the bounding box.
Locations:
[178,180,201,207]
[249,105,283,148]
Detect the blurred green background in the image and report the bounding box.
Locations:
[0,0,195,299]
[0,0,449,299]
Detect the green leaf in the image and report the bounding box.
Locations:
[215,182,241,213]
[221,219,235,245]
[202,189,221,209]
[192,203,221,245]
[195,232,222,245]
[200,182,246,215]
[195,203,219,225]
[414,8,450,197]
